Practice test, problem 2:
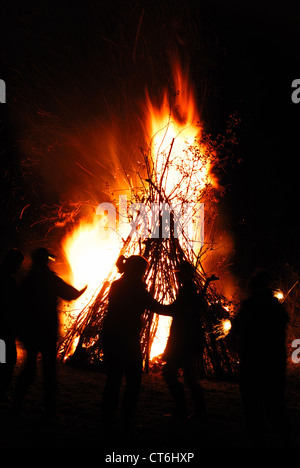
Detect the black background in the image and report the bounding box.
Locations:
[1,0,299,283]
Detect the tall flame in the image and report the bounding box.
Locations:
[146,64,214,359]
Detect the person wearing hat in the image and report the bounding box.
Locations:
[101,254,170,432]
[0,249,24,401]
[13,248,87,418]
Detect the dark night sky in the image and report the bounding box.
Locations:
[1,0,299,281]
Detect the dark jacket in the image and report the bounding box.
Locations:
[163,280,206,361]
[232,289,288,378]
[20,265,83,343]
[102,276,163,343]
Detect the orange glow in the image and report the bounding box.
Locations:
[222,319,232,333]
[143,63,216,358]
[62,217,121,314]
[61,63,216,361]
[274,290,284,301]
[150,315,172,360]
[145,67,215,204]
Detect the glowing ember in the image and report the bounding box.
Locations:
[274,290,284,301]
[222,319,232,333]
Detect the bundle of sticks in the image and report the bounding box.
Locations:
[58,123,236,377]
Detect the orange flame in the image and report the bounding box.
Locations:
[145,63,215,360]
[62,218,121,306]
[144,68,210,201]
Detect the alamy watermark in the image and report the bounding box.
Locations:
[96,195,204,253]
[0,79,6,103]
[291,339,300,364]
[291,79,300,104]
[0,339,6,363]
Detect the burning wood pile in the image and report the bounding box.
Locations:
[58,64,237,377]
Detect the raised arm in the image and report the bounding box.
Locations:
[201,274,219,296]
[55,276,87,301]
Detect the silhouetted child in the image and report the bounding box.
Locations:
[101,254,169,432]
[0,249,24,401]
[231,269,289,447]
[13,248,87,418]
[160,261,217,421]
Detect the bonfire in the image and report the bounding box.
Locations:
[57,63,236,377]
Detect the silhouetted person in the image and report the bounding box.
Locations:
[231,269,289,447]
[0,249,24,401]
[161,261,218,421]
[13,248,87,417]
[101,254,169,431]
